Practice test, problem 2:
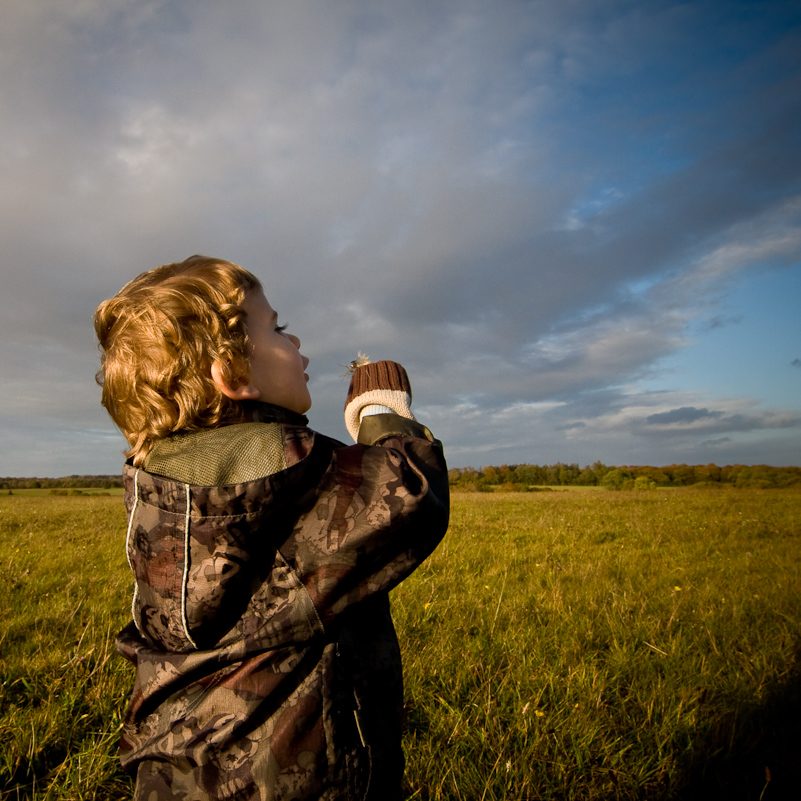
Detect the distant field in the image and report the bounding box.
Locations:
[1,490,800,800]
[0,488,125,497]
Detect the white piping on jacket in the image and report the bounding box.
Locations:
[126,469,143,636]
[181,483,199,650]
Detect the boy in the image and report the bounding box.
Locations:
[94,255,449,801]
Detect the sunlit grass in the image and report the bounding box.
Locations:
[0,497,132,800]
[394,490,801,800]
[2,490,800,799]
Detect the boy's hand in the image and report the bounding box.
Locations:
[344,359,415,441]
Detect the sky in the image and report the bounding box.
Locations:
[1,0,800,476]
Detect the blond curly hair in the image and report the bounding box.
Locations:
[94,255,262,466]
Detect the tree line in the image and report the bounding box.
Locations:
[0,475,123,490]
[449,462,801,491]
[3,465,799,492]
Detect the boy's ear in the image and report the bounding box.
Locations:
[211,360,260,401]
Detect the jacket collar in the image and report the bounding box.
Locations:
[241,401,309,427]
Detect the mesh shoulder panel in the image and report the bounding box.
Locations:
[144,423,286,485]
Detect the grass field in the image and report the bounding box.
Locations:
[1,489,800,800]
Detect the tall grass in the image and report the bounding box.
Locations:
[393,490,801,800]
[2,489,800,799]
[0,496,132,800]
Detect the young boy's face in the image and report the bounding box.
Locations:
[238,288,312,414]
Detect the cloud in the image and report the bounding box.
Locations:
[415,385,801,469]
[646,407,724,425]
[701,437,732,447]
[643,405,799,433]
[602,394,801,437]
[1,0,800,473]
[703,315,742,331]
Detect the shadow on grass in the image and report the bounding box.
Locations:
[674,653,801,801]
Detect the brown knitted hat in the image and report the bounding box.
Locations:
[343,359,415,441]
[345,360,412,408]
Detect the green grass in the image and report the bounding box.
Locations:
[2,490,800,799]
[394,490,801,800]
[0,496,132,800]
[0,489,124,498]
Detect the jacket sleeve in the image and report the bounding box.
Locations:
[356,412,437,446]
[279,425,449,626]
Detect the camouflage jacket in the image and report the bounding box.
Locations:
[116,404,449,801]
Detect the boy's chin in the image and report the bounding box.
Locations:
[290,396,311,415]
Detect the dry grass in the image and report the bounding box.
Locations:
[2,489,800,799]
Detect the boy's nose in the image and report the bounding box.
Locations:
[289,333,301,348]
